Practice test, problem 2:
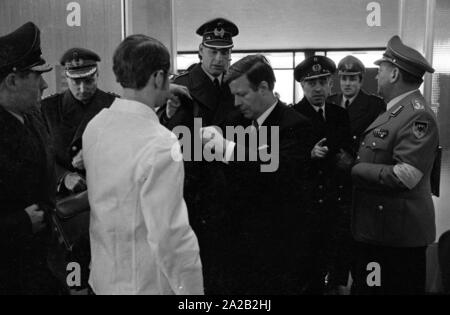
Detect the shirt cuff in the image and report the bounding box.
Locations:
[393,162,424,189]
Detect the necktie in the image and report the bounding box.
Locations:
[345,99,350,109]
[318,108,325,123]
[213,78,221,90]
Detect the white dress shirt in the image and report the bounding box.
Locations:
[387,89,424,189]
[83,98,203,295]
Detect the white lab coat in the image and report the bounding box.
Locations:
[83,98,203,295]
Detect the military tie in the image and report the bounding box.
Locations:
[318,108,325,123]
[345,99,350,109]
[213,78,221,90]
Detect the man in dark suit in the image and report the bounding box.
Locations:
[0,22,66,295]
[352,36,439,295]
[328,55,386,153]
[157,18,240,294]
[293,56,354,294]
[201,55,314,294]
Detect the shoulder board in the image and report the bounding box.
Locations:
[41,93,59,101]
[390,105,404,117]
[411,98,425,111]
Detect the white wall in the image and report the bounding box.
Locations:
[175,0,400,51]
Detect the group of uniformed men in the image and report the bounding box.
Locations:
[0,16,439,295]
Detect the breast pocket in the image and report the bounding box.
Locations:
[361,138,392,164]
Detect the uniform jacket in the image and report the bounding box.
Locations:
[329,90,386,153]
[159,63,236,130]
[41,89,116,185]
[0,106,57,294]
[352,90,439,247]
[83,98,203,295]
[294,98,354,205]
[224,102,314,294]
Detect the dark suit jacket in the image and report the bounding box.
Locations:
[41,89,116,187]
[0,106,59,294]
[294,98,353,204]
[224,102,314,294]
[328,90,386,153]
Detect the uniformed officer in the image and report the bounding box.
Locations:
[0,22,66,294]
[41,48,117,195]
[326,56,387,293]
[41,47,117,290]
[293,56,354,294]
[351,35,439,295]
[156,18,240,295]
[329,55,386,153]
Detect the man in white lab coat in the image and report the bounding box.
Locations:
[83,34,203,295]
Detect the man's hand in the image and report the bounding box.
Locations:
[72,149,84,170]
[336,149,354,170]
[24,204,46,234]
[64,172,87,193]
[311,138,329,159]
[166,96,182,119]
[166,83,192,119]
[200,126,228,158]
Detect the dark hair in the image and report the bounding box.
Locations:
[224,54,276,91]
[399,68,423,85]
[113,34,170,90]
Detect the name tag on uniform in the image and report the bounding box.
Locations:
[373,128,389,139]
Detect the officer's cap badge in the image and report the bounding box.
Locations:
[312,64,322,72]
[214,28,225,38]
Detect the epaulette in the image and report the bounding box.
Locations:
[411,98,425,111]
[41,93,58,101]
[390,105,404,117]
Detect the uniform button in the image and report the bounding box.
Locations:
[357,155,360,160]
[72,146,78,151]
[338,197,341,202]
[361,142,365,146]
[353,136,357,140]
[378,205,384,211]
[372,142,376,147]
[318,199,324,204]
